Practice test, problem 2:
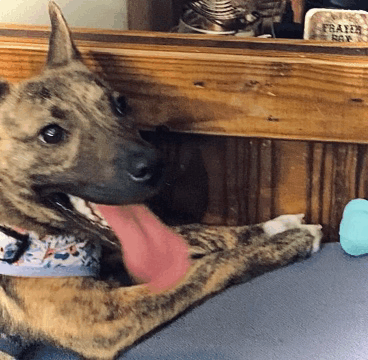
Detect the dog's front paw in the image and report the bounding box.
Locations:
[263,214,323,254]
[263,214,305,237]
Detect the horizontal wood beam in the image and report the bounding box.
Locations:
[0,25,368,144]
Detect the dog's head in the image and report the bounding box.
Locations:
[0,2,164,232]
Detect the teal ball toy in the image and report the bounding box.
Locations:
[340,199,368,256]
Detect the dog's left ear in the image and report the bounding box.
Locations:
[47,1,82,68]
[0,80,10,103]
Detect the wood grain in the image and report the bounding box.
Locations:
[0,27,367,143]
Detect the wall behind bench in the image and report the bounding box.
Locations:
[0,0,175,31]
[0,0,129,29]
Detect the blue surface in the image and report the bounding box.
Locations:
[23,243,368,360]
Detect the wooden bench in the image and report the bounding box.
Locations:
[1,25,367,241]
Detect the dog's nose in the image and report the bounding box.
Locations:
[128,156,152,182]
[127,151,163,183]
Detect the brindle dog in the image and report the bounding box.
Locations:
[0,2,322,360]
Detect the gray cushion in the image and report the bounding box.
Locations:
[24,243,368,359]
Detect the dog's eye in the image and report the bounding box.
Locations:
[39,124,66,145]
[112,94,129,116]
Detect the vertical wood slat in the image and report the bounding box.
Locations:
[246,140,261,224]
[258,140,274,223]
[273,141,308,218]
[308,143,360,240]
[198,138,276,226]
[309,142,323,225]
[357,145,368,198]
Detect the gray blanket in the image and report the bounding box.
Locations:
[10,243,368,359]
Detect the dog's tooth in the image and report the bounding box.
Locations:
[82,200,93,217]
[88,203,110,227]
[69,196,92,217]
[68,195,110,228]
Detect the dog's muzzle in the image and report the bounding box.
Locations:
[35,139,165,207]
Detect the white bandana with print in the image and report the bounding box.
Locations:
[0,227,100,277]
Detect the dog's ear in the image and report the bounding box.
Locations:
[47,1,82,68]
[0,80,10,103]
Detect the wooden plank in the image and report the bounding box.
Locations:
[305,142,361,241]
[200,138,275,226]
[0,25,368,55]
[308,142,324,225]
[273,141,308,217]
[0,27,367,144]
[357,144,368,198]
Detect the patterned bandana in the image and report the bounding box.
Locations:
[0,226,100,277]
[0,226,102,357]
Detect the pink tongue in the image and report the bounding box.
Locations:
[96,204,190,292]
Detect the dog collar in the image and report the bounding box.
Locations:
[0,226,100,277]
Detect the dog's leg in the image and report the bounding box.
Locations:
[0,352,15,360]
[175,214,320,257]
[7,216,321,360]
